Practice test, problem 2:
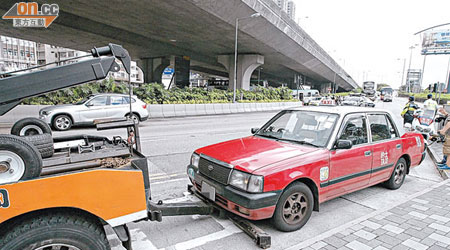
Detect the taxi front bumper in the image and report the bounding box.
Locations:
[189,166,281,220]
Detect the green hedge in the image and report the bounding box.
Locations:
[398,92,450,104]
[22,78,295,105]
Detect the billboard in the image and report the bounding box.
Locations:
[421,29,450,55]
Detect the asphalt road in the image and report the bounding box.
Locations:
[45,97,444,249]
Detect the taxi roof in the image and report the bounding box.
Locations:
[288,105,390,115]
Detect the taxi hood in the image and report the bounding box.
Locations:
[195,136,319,173]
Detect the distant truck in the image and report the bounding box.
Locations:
[362,81,377,101]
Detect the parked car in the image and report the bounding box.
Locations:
[342,96,375,107]
[187,106,426,232]
[308,96,323,106]
[39,94,149,131]
[362,96,376,107]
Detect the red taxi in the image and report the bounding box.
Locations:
[187,106,426,231]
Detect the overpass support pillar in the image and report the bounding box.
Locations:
[138,57,170,83]
[218,54,264,90]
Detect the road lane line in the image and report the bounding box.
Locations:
[171,219,241,250]
[151,178,187,185]
[150,173,185,181]
[129,228,159,250]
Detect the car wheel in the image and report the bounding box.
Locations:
[272,182,313,232]
[383,158,407,190]
[11,117,52,136]
[127,113,140,125]
[0,211,110,250]
[53,115,72,131]
[0,135,42,185]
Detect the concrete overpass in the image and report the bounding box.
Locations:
[0,0,359,91]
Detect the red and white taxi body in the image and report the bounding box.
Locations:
[187,106,426,231]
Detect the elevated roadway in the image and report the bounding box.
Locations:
[0,0,358,91]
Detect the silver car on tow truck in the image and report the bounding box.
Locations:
[39,93,149,131]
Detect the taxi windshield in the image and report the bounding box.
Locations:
[256,110,338,147]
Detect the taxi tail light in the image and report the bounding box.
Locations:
[142,103,147,109]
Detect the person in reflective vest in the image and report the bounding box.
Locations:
[423,93,438,110]
[401,96,419,124]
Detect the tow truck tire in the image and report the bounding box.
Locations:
[0,211,110,250]
[0,135,42,184]
[10,117,52,136]
[22,134,54,158]
[383,158,407,190]
[272,182,313,232]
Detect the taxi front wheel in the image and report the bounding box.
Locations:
[272,182,313,232]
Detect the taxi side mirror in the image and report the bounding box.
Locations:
[251,128,259,134]
[335,139,352,149]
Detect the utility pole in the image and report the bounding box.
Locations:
[407,46,415,93]
[398,58,406,90]
[419,55,427,90]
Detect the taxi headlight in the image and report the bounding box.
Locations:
[190,153,200,167]
[229,170,264,193]
[247,175,264,193]
[229,170,250,190]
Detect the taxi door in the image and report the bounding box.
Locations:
[326,114,372,198]
[368,113,402,184]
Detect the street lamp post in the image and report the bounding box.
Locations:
[397,58,406,91]
[406,46,415,93]
[233,13,261,103]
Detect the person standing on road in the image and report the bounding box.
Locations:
[424,93,438,110]
[437,107,450,169]
[401,96,419,125]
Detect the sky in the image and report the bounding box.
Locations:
[293,0,450,89]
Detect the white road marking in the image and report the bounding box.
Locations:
[151,177,187,185]
[170,219,241,250]
[129,228,159,250]
[150,172,185,181]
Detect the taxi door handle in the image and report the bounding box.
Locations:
[364,151,372,156]
[396,144,402,149]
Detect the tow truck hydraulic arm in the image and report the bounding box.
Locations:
[0,43,131,116]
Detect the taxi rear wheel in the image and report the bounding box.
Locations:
[272,182,313,232]
[384,158,407,190]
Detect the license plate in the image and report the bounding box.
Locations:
[201,181,215,201]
